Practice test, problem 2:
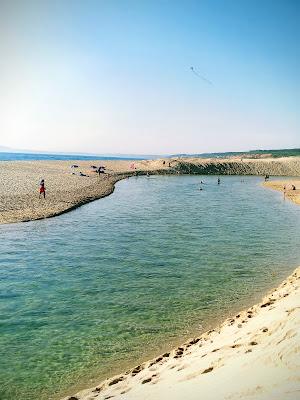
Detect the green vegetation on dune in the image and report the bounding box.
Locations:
[248,148,300,158]
[171,148,300,159]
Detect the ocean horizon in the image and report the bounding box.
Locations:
[0,152,152,162]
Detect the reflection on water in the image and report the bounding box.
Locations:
[1,175,300,400]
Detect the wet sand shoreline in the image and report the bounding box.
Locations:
[264,179,300,206]
[62,266,300,400]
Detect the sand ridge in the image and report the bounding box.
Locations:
[62,267,300,400]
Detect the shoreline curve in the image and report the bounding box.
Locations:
[62,266,300,400]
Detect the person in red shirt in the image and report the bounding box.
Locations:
[39,179,46,199]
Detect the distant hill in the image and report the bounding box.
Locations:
[170,148,300,159]
[248,148,300,158]
[1,145,299,159]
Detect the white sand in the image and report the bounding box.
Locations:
[63,267,300,400]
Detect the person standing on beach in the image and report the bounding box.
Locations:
[39,179,46,199]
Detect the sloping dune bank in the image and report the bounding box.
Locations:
[169,157,300,175]
[1,157,300,224]
[62,267,300,400]
[138,156,300,175]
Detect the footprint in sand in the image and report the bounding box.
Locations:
[202,366,214,374]
[177,365,188,372]
[108,376,124,386]
[181,366,213,382]
[174,347,184,358]
[131,365,144,376]
[187,338,201,345]
[142,377,152,384]
[141,373,159,385]
[182,360,224,382]
[260,299,276,308]
[249,341,258,346]
[92,386,102,393]
[120,387,132,395]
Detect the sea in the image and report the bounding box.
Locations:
[0,152,147,161]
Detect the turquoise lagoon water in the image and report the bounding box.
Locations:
[1,176,300,400]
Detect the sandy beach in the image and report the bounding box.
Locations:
[62,267,300,400]
[1,157,300,224]
[264,180,300,206]
[0,160,134,224]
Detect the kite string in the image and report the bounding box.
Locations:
[190,67,213,85]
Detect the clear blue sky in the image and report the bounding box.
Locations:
[0,0,299,154]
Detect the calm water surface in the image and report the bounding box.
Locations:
[0,152,142,161]
[1,176,300,400]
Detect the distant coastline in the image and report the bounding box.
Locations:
[1,146,300,162]
[0,152,149,162]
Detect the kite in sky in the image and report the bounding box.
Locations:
[190,67,213,85]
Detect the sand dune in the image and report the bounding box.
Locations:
[171,156,300,176]
[62,267,300,400]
